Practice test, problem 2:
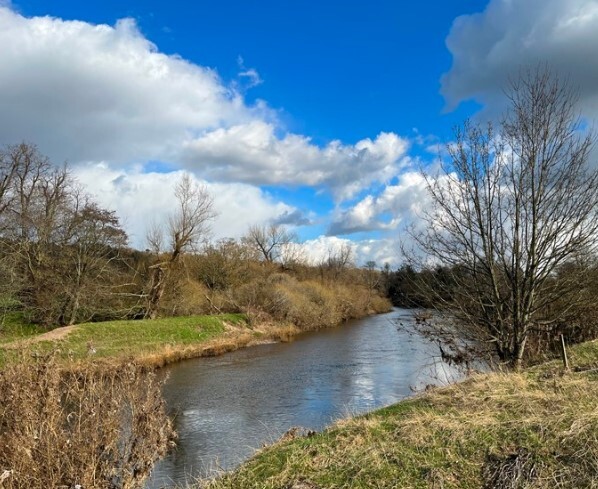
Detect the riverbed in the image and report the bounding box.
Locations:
[146,308,459,488]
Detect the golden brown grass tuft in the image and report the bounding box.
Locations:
[231,275,391,333]
[0,353,174,489]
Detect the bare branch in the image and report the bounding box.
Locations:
[409,67,598,369]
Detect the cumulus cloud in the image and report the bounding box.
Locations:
[72,164,297,249]
[0,8,258,164]
[442,0,598,119]
[73,162,401,264]
[0,5,422,263]
[299,236,399,267]
[328,172,429,235]
[0,6,408,201]
[182,123,409,200]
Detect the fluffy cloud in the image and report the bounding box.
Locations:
[299,236,399,267]
[442,0,598,118]
[72,164,297,249]
[0,8,256,164]
[0,6,419,264]
[182,123,409,200]
[0,6,407,200]
[73,162,403,264]
[328,172,429,235]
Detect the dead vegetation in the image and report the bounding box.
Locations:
[0,353,174,489]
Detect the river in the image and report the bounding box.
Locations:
[146,308,459,488]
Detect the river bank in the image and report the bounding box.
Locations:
[0,299,391,369]
[195,340,598,489]
[146,308,456,487]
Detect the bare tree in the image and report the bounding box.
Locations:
[410,68,598,369]
[145,174,215,318]
[0,143,131,326]
[196,238,252,291]
[0,144,73,325]
[279,241,307,269]
[243,223,296,263]
[61,197,128,325]
[319,242,354,281]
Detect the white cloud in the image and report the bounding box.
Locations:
[0,8,258,165]
[441,0,598,119]
[236,56,263,89]
[73,165,296,249]
[299,236,399,267]
[328,172,429,235]
[182,122,409,200]
[0,6,408,201]
[73,163,402,265]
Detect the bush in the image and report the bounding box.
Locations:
[229,275,391,331]
[0,355,174,489]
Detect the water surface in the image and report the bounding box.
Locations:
[147,308,458,488]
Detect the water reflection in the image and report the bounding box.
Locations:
[146,308,459,488]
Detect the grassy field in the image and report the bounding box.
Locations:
[200,341,598,489]
[0,313,255,367]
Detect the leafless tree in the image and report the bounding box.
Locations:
[145,174,215,318]
[243,223,296,263]
[0,143,131,326]
[0,144,73,325]
[61,197,128,325]
[319,242,354,280]
[410,67,598,369]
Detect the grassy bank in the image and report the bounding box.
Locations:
[0,272,392,368]
[0,303,391,369]
[0,313,287,367]
[199,341,598,489]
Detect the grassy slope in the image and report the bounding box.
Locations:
[0,312,44,344]
[0,313,253,367]
[202,341,598,489]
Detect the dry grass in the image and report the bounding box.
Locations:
[231,275,391,333]
[0,354,174,489]
[1,275,392,368]
[200,341,598,489]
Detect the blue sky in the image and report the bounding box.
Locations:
[1,0,598,265]
[15,0,485,142]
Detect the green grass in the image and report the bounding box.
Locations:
[62,314,248,359]
[0,313,250,365]
[0,311,44,344]
[201,340,598,489]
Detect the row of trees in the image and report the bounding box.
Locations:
[0,143,128,326]
[0,149,382,327]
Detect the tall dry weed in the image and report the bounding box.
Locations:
[0,354,174,489]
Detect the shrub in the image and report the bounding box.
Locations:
[0,355,174,489]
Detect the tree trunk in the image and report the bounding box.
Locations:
[67,292,80,326]
[145,265,167,319]
[511,335,527,371]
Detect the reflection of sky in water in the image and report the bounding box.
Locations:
[146,309,461,488]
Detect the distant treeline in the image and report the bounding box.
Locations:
[385,263,598,358]
[0,143,390,329]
